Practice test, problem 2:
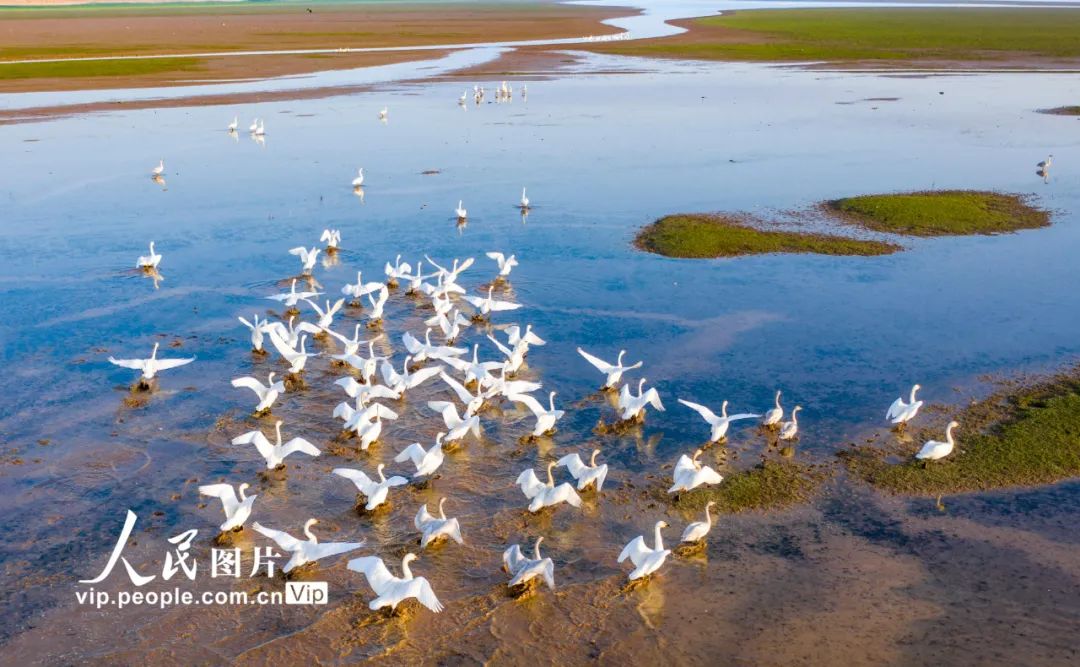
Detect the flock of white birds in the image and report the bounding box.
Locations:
[109,99,963,614]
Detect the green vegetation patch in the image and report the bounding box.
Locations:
[840,371,1080,495]
[827,190,1049,236]
[675,459,829,512]
[598,8,1080,64]
[0,57,205,82]
[634,214,899,258]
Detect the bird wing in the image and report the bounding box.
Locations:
[678,399,718,424]
[486,334,513,358]
[380,360,402,387]
[252,522,302,552]
[487,299,521,312]
[617,536,650,567]
[288,246,308,259]
[406,365,443,388]
[556,453,587,478]
[348,556,396,595]
[268,330,299,360]
[395,443,427,466]
[515,469,545,498]
[306,540,365,562]
[108,357,146,370]
[594,464,609,492]
[335,376,362,397]
[552,483,582,507]
[693,466,723,486]
[233,430,275,464]
[885,397,906,421]
[672,454,695,476]
[281,437,321,459]
[385,475,409,487]
[295,321,323,336]
[645,389,665,411]
[541,558,555,589]
[198,484,239,515]
[726,413,761,421]
[333,468,376,494]
[407,577,444,613]
[402,332,423,354]
[502,380,543,395]
[462,295,485,309]
[153,356,195,371]
[372,404,399,420]
[368,383,401,401]
[414,504,436,530]
[440,371,475,404]
[503,544,526,573]
[485,251,505,265]
[577,347,614,373]
[427,401,460,425]
[332,401,355,422]
[231,376,265,393]
[508,392,545,417]
[447,518,464,544]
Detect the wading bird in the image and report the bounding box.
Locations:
[253,519,364,573]
[348,553,444,613]
[618,521,670,581]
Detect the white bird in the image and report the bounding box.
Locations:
[136,241,161,269]
[402,328,467,364]
[518,188,530,210]
[678,399,760,442]
[348,553,443,613]
[577,348,642,389]
[151,159,164,177]
[341,271,384,304]
[378,106,388,120]
[556,449,608,492]
[916,421,960,462]
[516,461,582,513]
[617,378,665,422]
[232,420,320,469]
[237,314,271,353]
[414,497,464,549]
[288,246,320,275]
[458,90,468,104]
[886,384,924,427]
[485,251,519,278]
[326,324,374,360]
[503,536,555,590]
[505,324,545,352]
[227,116,238,132]
[430,309,471,344]
[394,434,447,478]
[439,371,488,417]
[300,297,345,334]
[333,464,408,511]
[198,482,257,532]
[762,390,784,427]
[367,285,390,325]
[779,405,802,441]
[464,285,521,319]
[381,356,443,395]
[427,401,481,443]
[1038,154,1053,169]
[425,255,475,285]
[264,315,301,349]
[253,519,363,573]
[332,400,396,450]
[680,501,716,543]
[108,342,194,385]
[351,168,365,188]
[268,330,318,374]
[231,372,285,414]
[508,391,563,437]
[384,255,412,286]
[267,278,322,310]
[320,228,342,250]
[248,118,259,133]
[482,366,543,399]
[253,120,265,136]
[487,334,527,375]
[618,521,671,581]
[443,343,503,385]
[668,449,723,494]
[454,200,467,220]
[335,376,400,403]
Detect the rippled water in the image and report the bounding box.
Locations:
[2,54,1079,663]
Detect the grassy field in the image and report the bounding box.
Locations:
[840,371,1080,496]
[592,8,1080,65]
[634,214,899,258]
[0,56,204,80]
[674,459,828,513]
[828,191,1050,236]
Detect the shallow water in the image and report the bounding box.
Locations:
[2,52,1080,664]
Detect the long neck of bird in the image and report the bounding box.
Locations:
[533,536,543,560]
[274,422,283,446]
[945,423,956,445]
[376,464,386,483]
[910,385,919,403]
[653,523,664,551]
[704,504,713,526]
[590,450,599,466]
[546,462,556,486]
[303,520,317,542]
[721,401,728,419]
[401,555,414,580]
[438,497,446,520]
[775,392,782,409]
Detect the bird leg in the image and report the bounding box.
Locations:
[251,347,268,356]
